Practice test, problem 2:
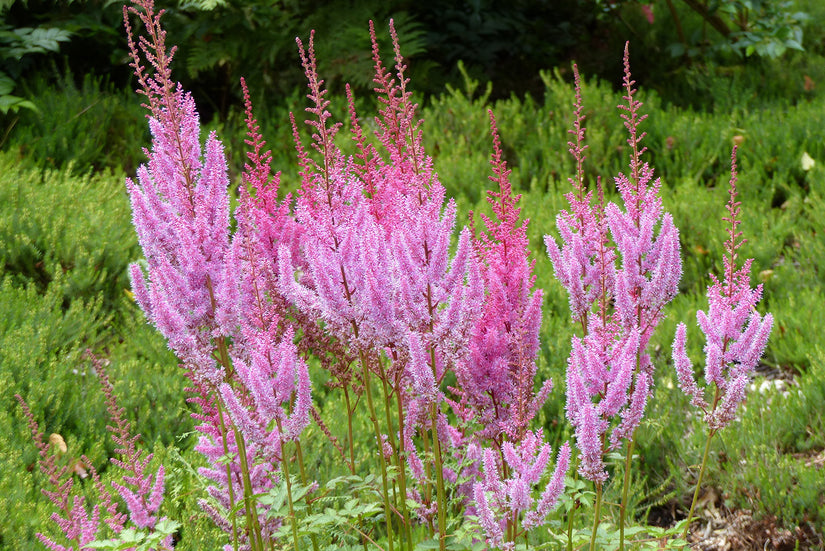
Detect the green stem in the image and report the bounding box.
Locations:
[379,363,400,516]
[359,349,395,551]
[295,441,320,551]
[395,387,413,551]
[430,400,448,551]
[235,429,265,551]
[419,421,435,535]
[567,465,580,551]
[342,388,369,551]
[215,401,240,551]
[276,420,301,551]
[344,388,357,474]
[618,438,636,551]
[425,342,448,551]
[589,483,603,551]
[683,429,715,541]
[214,333,263,551]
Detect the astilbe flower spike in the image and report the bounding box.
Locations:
[473,432,571,550]
[124,2,312,548]
[94,355,166,534]
[546,52,681,485]
[457,112,569,549]
[17,395,105,551]
[124,0,231,387]
[16,355,173,550]
[672,147,773,536]
[274,23,487,548]
[464,111,552,443]
[672,147,773,431]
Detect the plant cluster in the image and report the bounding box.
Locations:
[15,0,798,550]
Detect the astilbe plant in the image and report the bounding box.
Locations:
[545,48,682,550]
[122,2,571,549]
[123,1,311,549]
[119,2,782,549]
[463,112,570,549]
[672,146,773,540]
[16,353,171,551]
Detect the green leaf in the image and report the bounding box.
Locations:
[0,94,37,114]
[0,71,13,96]
[622,526,648,537]
[85,541,120,550]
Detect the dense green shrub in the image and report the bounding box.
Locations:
[6,70,148,172]
[0,150,141,309]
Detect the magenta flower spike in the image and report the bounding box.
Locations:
[672,147,774,432]
[18,354,175,551]
[278,20,483,393]
[672,148,773,540]
[124,3,315,547]
[462,111,552,443]
[17,395,106,551]
[96,357,166,533]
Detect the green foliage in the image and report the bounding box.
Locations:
[715,359,825,528]
[7,70,148,172]
[0,19,70,114]
[266,474,385,548]
[87,520,182,550]
[597,0,808,60]
[0,150,140,309]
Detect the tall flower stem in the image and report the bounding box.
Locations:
[566,501,577,551]
[683,428,714,541]
[215,401,240,551]
[589,483,603,551]
[567,462,580,551]
[395,386,413,551]
[425,341,447,551]
[275,418,301,551]
[211,275,263,551]
[381,367,413,551]
[343,388,357,474]
[358,347,395,551]
[378,364,402,520]
[234,422,264,551]
[430,401,448,551]
[295,441,321,551]
[618,437,636,551]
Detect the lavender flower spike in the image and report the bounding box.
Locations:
[672,146,773,432]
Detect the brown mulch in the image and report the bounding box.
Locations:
[680,490,824,551]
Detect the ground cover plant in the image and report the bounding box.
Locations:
[5,1,824,550]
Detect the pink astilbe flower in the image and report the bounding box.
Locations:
[545,65,607,326]
[546,49,682,483]
[124,3,312,547]
[187,379,281,550]
[462,111,551,443]
[124,0,231,387]
[279,21,482,417]
[17,355,173,551]
[95,356,166,534]
[672,147,773,432]
[473,432,571,549]
[17,395,105,551]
